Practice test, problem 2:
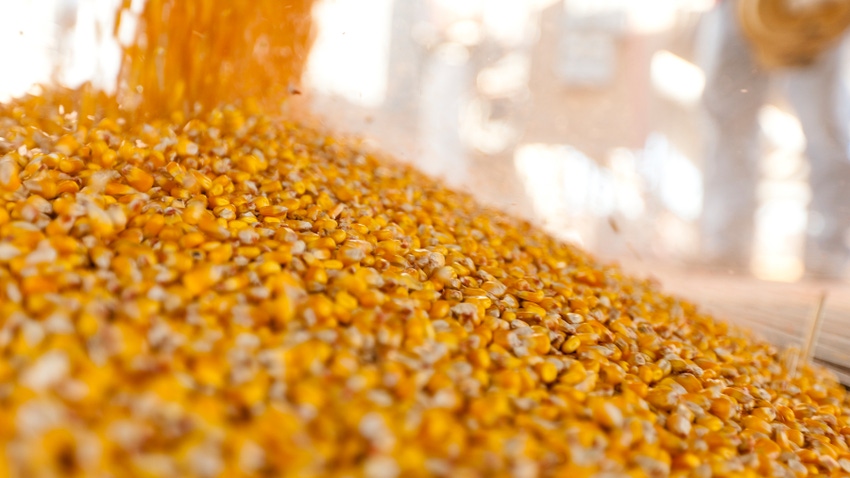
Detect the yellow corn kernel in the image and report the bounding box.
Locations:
[742,415,772,435]
[179,231,206,249]
[183,264,221,297]
[54,134,80,155]
[124,165,155,192]
[710,396,738,421]
[535,361,558,384]
[183,200,207,225]
[590,399,624,430]
[562,335,581,354]
[646,387,678,411]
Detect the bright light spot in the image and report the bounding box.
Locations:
[417,46,470,187]
[564,0,680,33]
[642,134,703,221]
[756,200,809,236]
[752,200,807,282]
[515,144,653,237]
[0,0,58,102]
[462,99,518,155]
[680,0,715,11]
[660,156,702,221]
[656,211,700,257]
[762,149,805,180]
[756,179,810,205]
[63,0,123,92]
[531,0,562,9]
[514,144,574,222]
[759,105,806,152]
[651,50,705,105]
[482,0,532,47]
[0,0,124,100]
[514,143,624,236]
[608,148,646,219]
[431,0,485,19]
[434,43,469,66]
[115,5,139,44]
[476,53,530,97]
[445,20,482,46]
[563,0,626,18]
[626,0,677,33]
[305,0,393,108]
[751,255,805,282]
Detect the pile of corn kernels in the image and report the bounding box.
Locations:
[1,92,849,478]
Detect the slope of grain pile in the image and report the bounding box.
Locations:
[0,2,848,477]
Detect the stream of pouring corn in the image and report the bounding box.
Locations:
[0,1,848,477]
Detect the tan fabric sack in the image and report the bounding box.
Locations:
[738,0,850,68]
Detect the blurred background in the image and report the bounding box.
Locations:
[3,0,850,380]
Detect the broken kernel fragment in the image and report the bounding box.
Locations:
[0,157,21,191]
[54,134,80,156]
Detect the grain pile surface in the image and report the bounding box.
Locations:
[2,1,850,477]
[1,91,849,478]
